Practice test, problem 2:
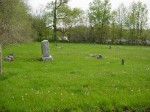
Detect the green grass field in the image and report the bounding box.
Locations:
[0,42,150,112]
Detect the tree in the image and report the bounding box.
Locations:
[89,0,111,43]
[135,2,148,43]
[0,0,34,44]
[30,6,51,41]
[116,3,127,44]
[110,10,117,43]
[57,6,84,41]
[126,2,148,44]
[46,0,69,45]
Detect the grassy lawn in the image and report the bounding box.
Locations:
[0,42,150,112]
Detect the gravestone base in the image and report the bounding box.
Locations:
[42,55,53,61]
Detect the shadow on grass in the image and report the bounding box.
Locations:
[21,57,42,62]
[0,106,10,112]
[0,72,18,81]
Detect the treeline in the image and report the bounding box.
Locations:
[39,0,150,45]
[86,0,150,45]
[0,0,150,45]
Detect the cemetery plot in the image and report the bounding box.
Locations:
[0,43,150,111]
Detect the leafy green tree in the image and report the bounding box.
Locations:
[31,15,51,41]
[46,1,83,42]
[30,7,52,41]
[58,6,84,40]
[135,1,148,43]
[46,0,69,45]
[89,0,111,43]
[126,1,148,44]
[116,3,127,44]
[110,10,117,43]
[0,0,33,44]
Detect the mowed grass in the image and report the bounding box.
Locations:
[0,42,150,112]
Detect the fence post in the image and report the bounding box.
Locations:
[0,44,2,74]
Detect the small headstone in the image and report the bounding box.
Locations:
[8,53,14,61]
[96,55,103,59]
[55,41,57,46]
[89,54,103,59]
[41,40,53,61]
[4,53,14,61]
[122,58,124,65]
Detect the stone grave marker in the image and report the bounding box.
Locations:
[122,58,124,65]
[41,40,53,61]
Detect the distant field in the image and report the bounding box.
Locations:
[0,42,150,112]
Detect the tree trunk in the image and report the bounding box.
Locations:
[53,0,57,46]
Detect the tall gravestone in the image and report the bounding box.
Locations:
[0,44,2,74]
[41,40,53,61]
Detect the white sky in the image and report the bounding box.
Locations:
[27,0,150,25]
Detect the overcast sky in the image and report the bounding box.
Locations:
[27,0,150,25]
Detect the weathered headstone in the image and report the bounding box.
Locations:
[0,44,2,74]
[89,54,103,59]
[109,46,111,49]
[4,53,14,61]
[96,54,103,59]
[122,58,124,65]
[41,40,53,61]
